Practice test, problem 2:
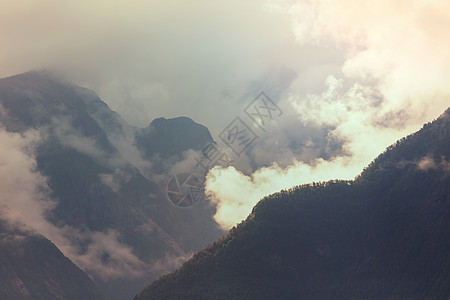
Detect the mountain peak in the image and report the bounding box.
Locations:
[149,116,201,128]
[136,116,213,159]
[1,70,68,86]
[135,107,450,300]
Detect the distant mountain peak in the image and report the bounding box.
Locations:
[149,116,199,127]
[1,69,69,86]
[135,107,450,300]
[136,116,213,160]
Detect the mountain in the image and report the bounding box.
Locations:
[135,108,450,300]
[0,71,223,299]
[0,221,104,300]
[136,116,213,160]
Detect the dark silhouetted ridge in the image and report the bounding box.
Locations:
[135,107,450,300]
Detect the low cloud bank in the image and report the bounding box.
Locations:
[206,0,450,229]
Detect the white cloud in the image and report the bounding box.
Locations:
[0,127,150,280]
[206,0,450,229]
[0,0,343,134]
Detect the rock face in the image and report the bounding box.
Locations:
[136,116,213,160]
[0,221,104,300]
[0,71,223,300]
[135,108,450,300]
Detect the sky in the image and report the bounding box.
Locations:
[1,0,450,228]
[0,0,343,131]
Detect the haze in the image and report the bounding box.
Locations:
[1,0,449,228]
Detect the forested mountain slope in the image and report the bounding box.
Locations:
[136,108,450,300]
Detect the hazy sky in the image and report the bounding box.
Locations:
[1,0,450,229]
[0,0,343,131]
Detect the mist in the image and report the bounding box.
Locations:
[205,0,450,229]
[1,0,449,247]
[0,0,342,132]
[0,127,184,281]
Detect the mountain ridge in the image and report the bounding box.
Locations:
[0,220,104,300]
[135,107,450,299]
